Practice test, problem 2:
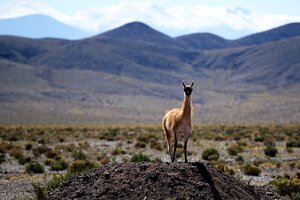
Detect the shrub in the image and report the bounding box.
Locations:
[0,153,5,164]
[112,147,126,156]
[32,182,47,200]
[214,136,225,141]
[130,153,151,162]
[26,162,44,173]
[135,141,147,148]
[226,143,243,156]
[202,148,220,161]
[263,137,275,146]
[98,154,110,165]
[264,145,278,157]
[69,160,98,174]
[72,149,86,160]
[243,163,261,176]
[25,143,32,150]
[254,135,264,142]
[235,155,244,165]
[9,146,23,160]
[286,147,294,153]
[50,160,68,171]
[0,142,13,152]
[32,146,51,157]
[45,159,53,166]
[270,173,300,198]
[17,156,31,165]
[150,140,162,151]
[286,141,300,148]
[213,161,235,175]
[45,150,58,159]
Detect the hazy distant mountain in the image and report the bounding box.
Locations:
[0,22,300,124]
[0,14,90,39]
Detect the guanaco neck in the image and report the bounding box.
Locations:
[181,94,192,119]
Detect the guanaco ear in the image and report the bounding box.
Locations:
[191,81,194,88]
[182,81,186,88]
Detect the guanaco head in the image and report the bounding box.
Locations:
[182,81,194,96]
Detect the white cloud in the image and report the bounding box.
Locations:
[0,0,76,27]
[1,0,300,38]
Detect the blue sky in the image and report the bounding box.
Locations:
[0,0,299,38]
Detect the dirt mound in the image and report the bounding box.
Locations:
[48,162,275,200]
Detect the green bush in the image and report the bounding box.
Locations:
[26,162,44,173]
[264,145,278,157]
[287,141,300,148]
[150,140,162,151]
[32,182,47,200]
[32,146,51,157]
[254,135,264,142]
[235,155,244,165]
[17,155,31,165]
[270,172,300,198]
[25,143,32,150]
[50,160,68,171]
[72,149,86,160]
[226,143,243,156]
[202,148,220,161]
[130,153,151,162]
[45,150,58,159]
[69,160,98,174]
[9,147,23,159]
[0,153,5,164]
[135,141,147,148]
[286,147,294,153]
[243,163,261,176]
[111,147,126,156]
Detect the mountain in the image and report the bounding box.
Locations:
[236,22,300,46]
[96,21,184,48]
[0,22,300,124]
[0,14,90,39]
[193,36,300,87]
[177,23,300,50]
[175,33,236,50]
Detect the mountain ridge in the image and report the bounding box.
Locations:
[0,21,300,124]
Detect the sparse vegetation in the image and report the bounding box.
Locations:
[0,153,5,164]
[264,145,278,157]
[235,155,244,165]
[69,160,98,174]
[226,143,243,156]
[72,149,87,160]
[243,163,261,176]
[287,140,300,148]
[0,125,298,199]
[130,153,151,162]
[270,172,300,198]
[202,148,220,161]
[26,161,44,173]
[50,160,68,171]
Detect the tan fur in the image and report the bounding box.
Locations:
[162,88,193,162]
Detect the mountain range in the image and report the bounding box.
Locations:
[0,21,300,124]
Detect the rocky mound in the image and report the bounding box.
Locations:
[48,162,275,200]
